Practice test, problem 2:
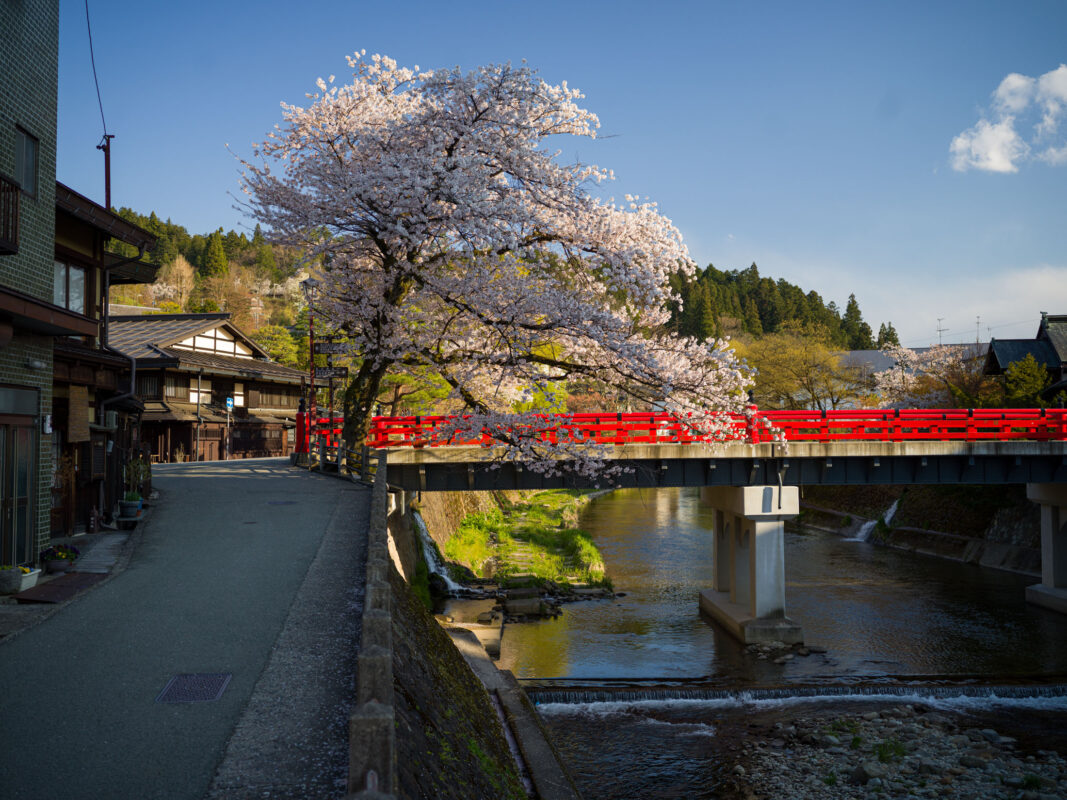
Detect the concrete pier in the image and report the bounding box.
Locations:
[699,485,803,644]
[1026,483,1067,614]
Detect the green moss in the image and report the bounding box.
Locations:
[448,490,611,587]
[411,555,433,610]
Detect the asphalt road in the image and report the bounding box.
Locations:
[0,458,368,800]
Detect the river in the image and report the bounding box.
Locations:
[492,487,1067,798]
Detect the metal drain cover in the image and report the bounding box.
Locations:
[266,500,296,506]
[156,673,232,703]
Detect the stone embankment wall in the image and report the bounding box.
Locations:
[415,491,503,552]
[799,485,1041,576]
[349,469,527,799]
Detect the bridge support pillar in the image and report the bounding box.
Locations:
[699,485,803,645]
[1026,484,1067,615]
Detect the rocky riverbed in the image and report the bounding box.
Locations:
[721,701,1067,800]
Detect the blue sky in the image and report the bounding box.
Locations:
[57,0,1067,347]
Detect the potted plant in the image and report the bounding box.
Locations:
[125,457,149,507]
[0,565,40,594]
[119,490,141,518]
[40,544,80,574]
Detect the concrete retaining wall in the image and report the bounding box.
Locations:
[348,455,398,798]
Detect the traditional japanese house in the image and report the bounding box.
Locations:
[49,184,158,535]
[107,313,304,462]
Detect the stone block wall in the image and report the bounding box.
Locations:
[0,0,60,557]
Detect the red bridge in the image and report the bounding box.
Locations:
[363,408,1067,449]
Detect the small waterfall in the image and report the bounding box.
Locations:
[845,499,899,542]
[412,511,464,593]
[528,683,1067,707]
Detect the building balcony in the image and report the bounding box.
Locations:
[0,173,18,255]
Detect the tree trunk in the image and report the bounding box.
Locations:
[343,359,391,445]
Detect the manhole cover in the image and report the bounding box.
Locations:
[156,673,232,703]
[266,500,297,506]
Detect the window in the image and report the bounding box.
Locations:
[15,128,38,198]
[136,374,160,399]
[53,261,86,314]
[164,375,188,401]
[233,382,245,407]
[189,378,212,405]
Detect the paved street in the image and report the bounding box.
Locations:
[0,458,369,800]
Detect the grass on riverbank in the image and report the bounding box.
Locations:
[442,490,610,588]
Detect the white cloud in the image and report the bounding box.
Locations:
[994,72,1035,113]
[950,117,1027,173]
[951,64,1067,173]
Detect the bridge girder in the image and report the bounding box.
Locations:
[384,452,1067,492]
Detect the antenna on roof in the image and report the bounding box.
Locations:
[937,318,949,346]
[975,315,981,344]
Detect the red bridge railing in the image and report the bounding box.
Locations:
[362,408,1067,449]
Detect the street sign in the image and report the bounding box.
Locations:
[314,366,349,379]
[226,397,234,411]
[313,341,348,354]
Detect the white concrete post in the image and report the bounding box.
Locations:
[713,509,730,593]
[1026,484,1067,614]
[699,485,802,644]
[731,520,749,607]
[749,519,787,619]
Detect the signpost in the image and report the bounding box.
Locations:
[313,366,348,379]
[313,341,347,354]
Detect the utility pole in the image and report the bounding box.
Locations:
[96,134,114,209]
[937,318,948,346]
[976,315,981,343]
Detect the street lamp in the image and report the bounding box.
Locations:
[300,276,320,425]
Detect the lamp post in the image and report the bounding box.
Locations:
[300,277,320,428]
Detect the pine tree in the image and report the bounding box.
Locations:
[201,230,229,277]
[877,322,900,347]
[841,294,874,350]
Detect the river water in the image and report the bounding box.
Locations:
[493,488,1067,798]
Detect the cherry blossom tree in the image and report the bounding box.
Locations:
[874,343,994,407]
[239,54,752,474]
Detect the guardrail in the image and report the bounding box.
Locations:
[364,408,1067,448]
[306,433,378,482]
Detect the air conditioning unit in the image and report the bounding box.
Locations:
[105,410,118,430]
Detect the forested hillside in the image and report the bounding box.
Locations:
[668,262,898,350]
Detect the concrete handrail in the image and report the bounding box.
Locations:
[346,451,398,799]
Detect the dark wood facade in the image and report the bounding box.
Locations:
[108,314,304,463]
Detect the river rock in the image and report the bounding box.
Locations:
[504,597,545,616]
[849,761,887,785]
[505,587,540,599]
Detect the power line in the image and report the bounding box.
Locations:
[85,0,108,138]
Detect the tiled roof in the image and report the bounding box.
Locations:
[986,339,1060,372]
[108,313,304,384]
[157,347,304,384]
[108,314,231,360]
[1044,315,1067,362]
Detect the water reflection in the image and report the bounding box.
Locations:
[497,488,1067,682]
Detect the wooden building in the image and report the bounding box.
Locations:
[49,184,158,535]
[107,313,305,462]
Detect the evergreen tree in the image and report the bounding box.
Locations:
[201,230,229,277]
[841,294,874,350]
[876,322,900,347]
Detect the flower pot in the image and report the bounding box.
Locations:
[0,569,29,594]
[119,500,140,518]
[45,559,72,574]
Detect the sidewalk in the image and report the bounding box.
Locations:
[0,458,369,800]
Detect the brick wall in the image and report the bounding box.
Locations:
[0,0,60,557]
